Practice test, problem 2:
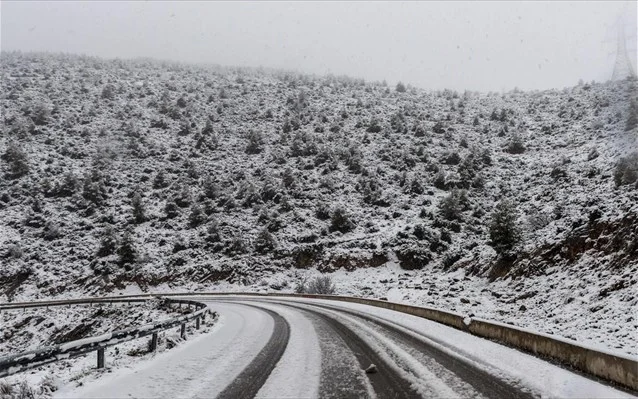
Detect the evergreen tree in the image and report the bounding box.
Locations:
[164,197,180,219]
[626,99,638,131]
[118,229,137,267]
[131,192,146,224]
[96,226,117,257]
[153,170,169,189]
[255,229,276,253]
[489,200,521,254]
[189,203,206,227]
[439,191,462,220]
[245,130,265,154]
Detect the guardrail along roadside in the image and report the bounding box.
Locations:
[0,297,210,378]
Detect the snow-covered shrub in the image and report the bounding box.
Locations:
[413,224,436,241]
[527,209,552,231]
[42,221,62,241]
[82,169,108,206]
[395,82,407,93]
[505,133,526,154]
[153,170,170,189]
[443,151,461,165]
[2,141,29,179]
[260,177,279,203]
[31,102,51,126]
[330,207,355,233]
[164,198,180,219]
[290,131,318,157]
[395,241,432,270]
[238,181,262,207]
[202,176,219,199]
[172,236,188,253]
[173,181,192,208]
[414,123,427,137]
[101,83,116,100]
[433,169,447,190]
[281,168,296,189]
[227,236,249,255]
[0,380,37,399]
[366,118,382,133]
[315,202,331,220]
[345,148,364,174]
[205,220,222,244]
[390,111,408,134]
[5,244,23,260]
[550,165,569,181]
[614,153,638,187]
[38,374,58,396]
[245,129,265,154]
[433,121,446,134]
[56,171,81,197]
[7,117,36,139]
[438,191,463,221]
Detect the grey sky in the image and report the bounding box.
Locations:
[1,1,636,92]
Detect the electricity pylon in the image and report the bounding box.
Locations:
[612,23,637,81]
[608,13,637,81]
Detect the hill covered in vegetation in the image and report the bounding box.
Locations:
[1,52,637,353]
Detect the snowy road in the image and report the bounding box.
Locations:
[56,296,634,399]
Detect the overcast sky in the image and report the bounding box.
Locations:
[1,1,636,92]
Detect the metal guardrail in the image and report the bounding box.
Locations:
[0,297,150,311]
[0,297,210,378]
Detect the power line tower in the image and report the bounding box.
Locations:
[610,17,637,81]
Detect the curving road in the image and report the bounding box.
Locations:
[56,296,634,399]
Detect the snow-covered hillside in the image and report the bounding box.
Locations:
[1,52,636,354]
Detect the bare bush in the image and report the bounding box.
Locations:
[301,275,336,294]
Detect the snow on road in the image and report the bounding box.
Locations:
[283,297,635,399]
[53,297,635,399]
[55,303,274,399]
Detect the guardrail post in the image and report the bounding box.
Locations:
[180,323,186,339]
[97,348,105,369]
[150,332,158,352]
[196,316,200,330]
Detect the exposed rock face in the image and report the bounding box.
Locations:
[504,213,638,279]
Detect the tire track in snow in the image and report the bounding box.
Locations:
[217,300,322,399]
[215,304,290,399]
[275,301,422,398]
[289,300,536,399]
[232,299,374,399]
